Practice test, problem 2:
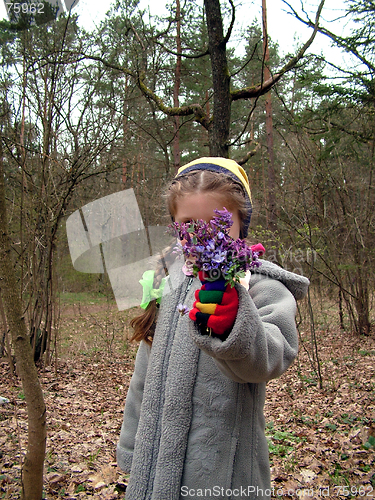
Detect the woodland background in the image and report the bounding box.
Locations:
[0,0,374,498]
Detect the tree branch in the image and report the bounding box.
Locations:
[236,142,261,165]
[153,41,209,59]
[72,52,136,78]
[137,72,211,129]
[231,0,326,101]
[282,0,375,73]
[222,0,236,46]
[53,51,211,130]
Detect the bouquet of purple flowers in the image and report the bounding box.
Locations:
[170,208,264,286]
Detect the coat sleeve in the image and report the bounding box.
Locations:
[116,340,150,472]
[189,274,299,383]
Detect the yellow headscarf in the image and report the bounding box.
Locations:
[175,157,252,238]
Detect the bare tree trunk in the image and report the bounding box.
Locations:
[173,0,181,171]
[204,0,231,157]
[0,141,46,500]
[122,76,129,186]
[307,288,323,389]
[339,288,345,330]
[0,289,14,376]
[262,0,277,232]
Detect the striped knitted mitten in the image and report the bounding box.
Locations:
[189,272,239,338]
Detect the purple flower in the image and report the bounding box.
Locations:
[168,208,263,286]
[206,240,215,251]
[182,260,195,276]
[212,250,227,264]
[177,303,190,316]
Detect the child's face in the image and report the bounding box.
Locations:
[174,192,241,240]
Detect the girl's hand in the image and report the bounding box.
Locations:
[189,278,239,338]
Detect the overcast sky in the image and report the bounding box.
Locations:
[0,0,349,62]
[76,0,348,58]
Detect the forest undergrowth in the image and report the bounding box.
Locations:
[0,295,375,499]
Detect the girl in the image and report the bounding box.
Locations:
[117,157,309,500]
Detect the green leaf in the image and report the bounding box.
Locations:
[325,423,337,431]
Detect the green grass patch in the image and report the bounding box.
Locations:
[58,292,111,305]
[358,349,375,357]
[363,435,375,450]
[266,423,305,457]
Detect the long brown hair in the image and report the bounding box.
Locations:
[130,170,249,345]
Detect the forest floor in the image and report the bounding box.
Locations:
[1,294,375,499]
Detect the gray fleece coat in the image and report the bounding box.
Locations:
[117,260,309,500]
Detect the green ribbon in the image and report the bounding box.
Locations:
[139,270,166,309]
